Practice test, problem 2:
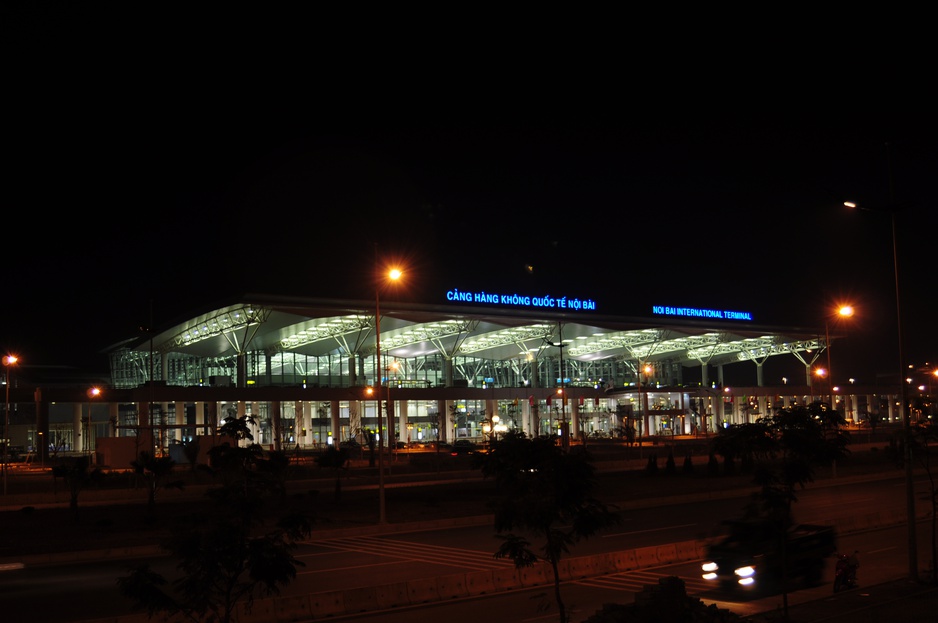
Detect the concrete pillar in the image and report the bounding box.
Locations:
[73,403,84,453]
[194,402,205,434]
[271,401,282,451]
[348,400,361,443]
[570,399,581,441]
[398,400,409,444]
[444,357,454,387]
[247,401,259,443]
[701,363,709,387]
[137,400,156,455]
[436,399,447,443]
[756,362,764,387]
[444,400,455,441]
[330,400,340,445]
[173,401,184,442]
[206,401,218,446]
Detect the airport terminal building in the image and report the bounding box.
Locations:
[3,291,904,466]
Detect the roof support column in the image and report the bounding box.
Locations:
[398,400,409,444]
[569,399,580,443]
[348,400,361,443]
[205,401,218,447]
[444,357,454,387]
[73,403,84,453]
[237,352,247,388]
[437,399,448,444]
[294,400,306,447]
[445,400,456,441]
[329,401,340,445]
[172,401,184,444]
[520,400,532,436]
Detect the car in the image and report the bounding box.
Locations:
[450,439,477,455]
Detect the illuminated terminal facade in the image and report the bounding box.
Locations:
[3,291,905,466]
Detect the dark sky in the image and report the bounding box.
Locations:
[2,6,936,384]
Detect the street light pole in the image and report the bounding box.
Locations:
[846,199,917,581]
[372,246,403,525]
[3,355,18,495]
[374,252,386,525]
[890,205,917,582]
[87,387,101,461]
[824,321,834,407]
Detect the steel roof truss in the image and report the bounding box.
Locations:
[162,306,272,353]
[458,324,553,355]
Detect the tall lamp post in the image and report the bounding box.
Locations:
[846,199,917,580]
[373,247,402,525]
[87,387,101,460]
[3,354,18,495]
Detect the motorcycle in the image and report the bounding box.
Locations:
[833,552,859,592]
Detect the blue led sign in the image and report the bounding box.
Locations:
[652,305,753,321]
[446,289,597,312]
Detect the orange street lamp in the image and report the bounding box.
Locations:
[824,304,855,410]
[87,386,101,460]
[3,354,19,495]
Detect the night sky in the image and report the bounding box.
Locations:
[3,6,935,384]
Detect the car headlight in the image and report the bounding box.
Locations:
[701,562,718,572]
[735,565,755,578]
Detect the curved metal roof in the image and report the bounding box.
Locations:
[123,294,825,373]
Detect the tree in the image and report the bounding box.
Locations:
[130,451,185,521]
[472,431,620,623]
[743,403,849,527]
[118,421,313,623]
[51,456,102,524]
